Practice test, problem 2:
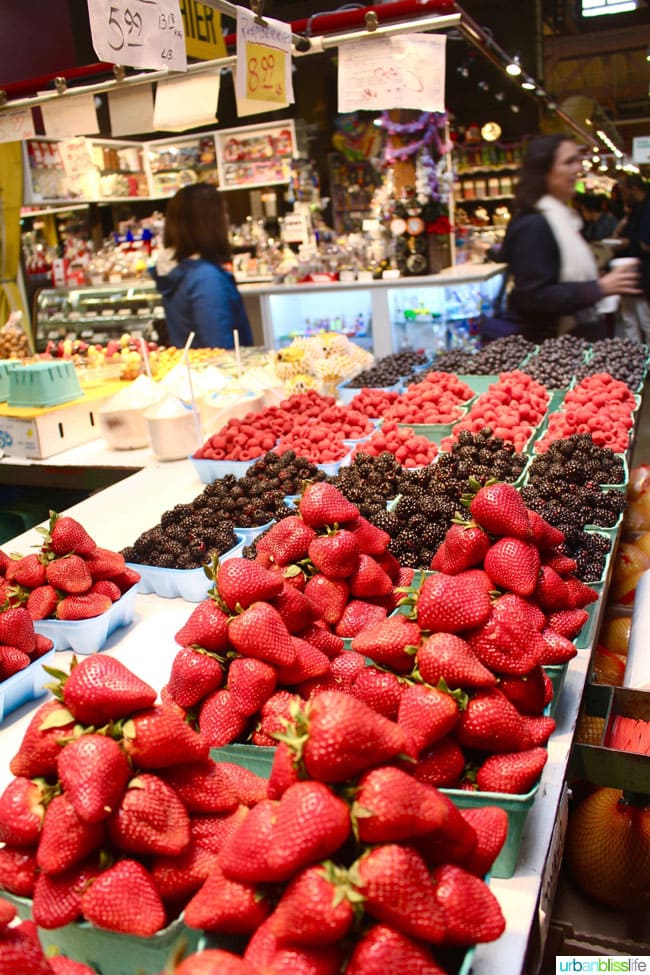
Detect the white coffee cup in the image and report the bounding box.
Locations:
[611,257,640,269]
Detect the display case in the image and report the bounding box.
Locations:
[23,137,151,205]
[144,134,219,199]
[32,280,165,350]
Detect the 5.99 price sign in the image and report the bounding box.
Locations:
[88,0,188,71]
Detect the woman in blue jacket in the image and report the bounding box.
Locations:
[151,184,253,350]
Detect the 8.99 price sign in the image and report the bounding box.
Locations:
[88,0,188,71]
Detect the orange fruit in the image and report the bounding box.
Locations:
[565,788,650,909]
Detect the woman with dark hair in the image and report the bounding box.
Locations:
[499,134,639,341]
[151,183,253,349]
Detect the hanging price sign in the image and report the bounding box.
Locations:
[0,108,35,144]
[235,7,293,115]
[87,0,187,71]
[245,42,286,102]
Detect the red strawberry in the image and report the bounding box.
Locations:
[350,667,403,720]
[0,606,36,654]
[520,713,556,746]
[470,630,544,677]
[228,656,277,716]
[80,858,166,935]
[216,761,268,806]
[355,844,446,943]
[266,781,352,882]
[198,687,249,746]
[228,602,296,667]
[498,666,548,715]
[216,558,284,612]
[417,632,497,690]
[352,615,420,674]
[175,950,254,975]
[335,600,388,637]
[110,564,141,593]
[0,925,55,975]
[376,550,403,584]
[303,575,349,626]
[0,845,38,896]
[121,705,210,768]
[9,699,78,779]
[244,918,344,975]
[431,863,505,944]
[270,863,356,946]
[150,841,219,902]
[190,804,249,854]
[431,521,490,574]
[413,736,466,789]
[32,856,101,928]
[31,633,54,659]
[329,650,367,691]
[455,689,528,753]
[0,776,46,847]
[56,733,130,823]
[397,683,461,755]
[82,546,126,581]
[527,509,565,549]
[345,924,447,975]
[0,897,14,929]
[267,741,301,799]
[62,625,123,696]
[348,554,393,599]
[416,572,492,633]
[167,645,224,708]
[349,516,391,556]
[299,482,359,528]
[299,623,345,658]
[534,565,571,611]
[281,690,407,783]
[274,636,330,685]
[37,793,105,875]
[184,861,271,933]
[89,579,121,602]
[271,582,320,633]
[56,592,112,620]
[539,627,578,665]
[45,554,92,594]
[49,958,99,975]
[108,773,191,855]
[476,746,548,793]
[26,584,59,621]
[160,760,239,814]
[483,536,541,597]
[47,513,97,557]
[6,554,46,588]
[458,805,509,876]
[174,598,230,652]
[308,529,360,579]
[564,575,599,608]
[218,799,278,882]
[469,481,531,539]
[546,608,589,639]
[543,551,578,576]
[256,516,316,565]
[0,646,29,679]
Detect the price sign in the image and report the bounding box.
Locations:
[235,7,293,116]
[87,0,187,71]
[0,108,35,144]
[245,42,286,102]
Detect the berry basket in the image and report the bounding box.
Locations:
[543,663,569,717]
[126,535,245,602]
[336,380,401,406]
[0,646,55,723]
[0,360,19,402]
[33,584,138,655]
[234,520,276,546]
[189,453,266,484]
[210,742,276,777]
[7,360,82,408]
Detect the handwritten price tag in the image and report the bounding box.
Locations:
[87,0,187,71]
[338,34,446,112]
[245,42,286,102]
[0,108,35,144]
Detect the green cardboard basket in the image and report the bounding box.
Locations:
[210,742,276,777]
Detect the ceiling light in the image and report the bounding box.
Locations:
[581,0,638,16]
[521,78,536,91]
[599,163,609,171]
[510,104,520,113]
[585,117,593,125]
[478,80,489,92]
[506,55,522,77]
[494,91,505,102]
[457,64,470,78]
[547,100,558,111]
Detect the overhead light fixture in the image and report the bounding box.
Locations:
[599,162,609,171]
[596,128,624,158]
[510,104,520,113]
[585,117,593,126]
[547,100,558,111]
[457,64,470,78]
[481,121,502,142]
[581,0,638,16]
[478,80,489,92]
[494,90,505,102]
[506,55,522,77]
[521,78,536,91]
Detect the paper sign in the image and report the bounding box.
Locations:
[235,6,293,117]
[0,107,35,144]
[153,69,220,131]
[58,137,101,199]
[180,0,226,61]
[108,85,155,136]
[338,33,446,112]
[40,92,99,139]
[87,0,187,72]
[633,136,650,164]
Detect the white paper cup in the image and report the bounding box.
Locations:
[611,257,640,269]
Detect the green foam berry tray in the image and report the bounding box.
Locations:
[210,742,276,777]
[7,360,82,407]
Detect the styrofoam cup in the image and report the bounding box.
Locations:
[611,257,640,269]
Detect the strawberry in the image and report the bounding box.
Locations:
[49,957,100,975]
[498,666,548,715]
[198,687,249,746]
[256,516,316,565]
[107,773,191,856]
[520,713,556,746]
[483,537,541,597]
[37,793,105,875]
[6,554,46,588]
[458,806,509,876]
[564,575,599,608]
[303,575,349,626]
[216,762,268,806]
[150,841,219,903]
[299,623,345,658]
[32,632,54,659]
[0,646,29,680]
[82,547,126,581]
[160,760,240,814]
[121,705,209,768]
[277,636,331,685]
[455,689,528,753]
[269,863,357,946]
[397,683,462,755]
[335,600,388,638]
[244,918,344,975]
[218,799,278,883]
[469,481,531,539]
[329,650,367,690]
[534,565,571,611]
[299,482,359,528]
[25,584,59,621]
[280,690,407,783]
[0,925,56,975]
[416,572,492,634]
[175,598,230,652]
[543,551,578,576]
[80,858,166,935]
[0,897,15,929]
[0,776,46,847]
[470,630,544,677]
[167,645,224,708]
[184,861,271,933]
[267,740,301,799]
[0,606,36,654]
[56,592,112,620]
[413,736,466,789]
[546,608,590,639]
[56,733,130,823]
[417,632,497,690]
[349,516,391,556]
[174,949,254,975]
[539,627,578,665]
[527,509,565,549]
[352,615,420,674]
[308,529,360,579]
[268,781,352,882]
[228,602,296,667]
[376,550,403,584]
[431,521,490,574]
[10,699,78,779]
[228,656,277,716]
[32,856,101,928]
[431,863,505,944]
[89,579,121,602]
[53,654,156,727]
[354,844,446,943]
[45,554,92,594]
[46,513,97,557]
[217,558,284,612]
[350,667,403,720]
[190,804,249,854]
[345,924,448,975]
[349,554,393,598]
[0,846,38,897]
[271,582,320,633]
[110,565,141,593]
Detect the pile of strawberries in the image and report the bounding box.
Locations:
[441,371,550,453]
[351,421,438,467]
[348,387,400,418]
[0,894,96,974]
[163,483,415,748]
[0,513,140,623]
[383,371,474,425]
[535,373,637,454]
[0,606,53,684]
[0,654,268,943]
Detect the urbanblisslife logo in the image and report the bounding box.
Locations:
[556,959,650,973]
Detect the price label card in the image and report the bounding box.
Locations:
[0,108,35,144]
[87,0,187,72]
[245,41,286,102]
[338,33,446,112]
[235,7,293,117]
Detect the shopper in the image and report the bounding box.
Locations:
[151,184,253,350]
[499,134,640,342]
[613,174,650,344]
[579,193,619,243]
